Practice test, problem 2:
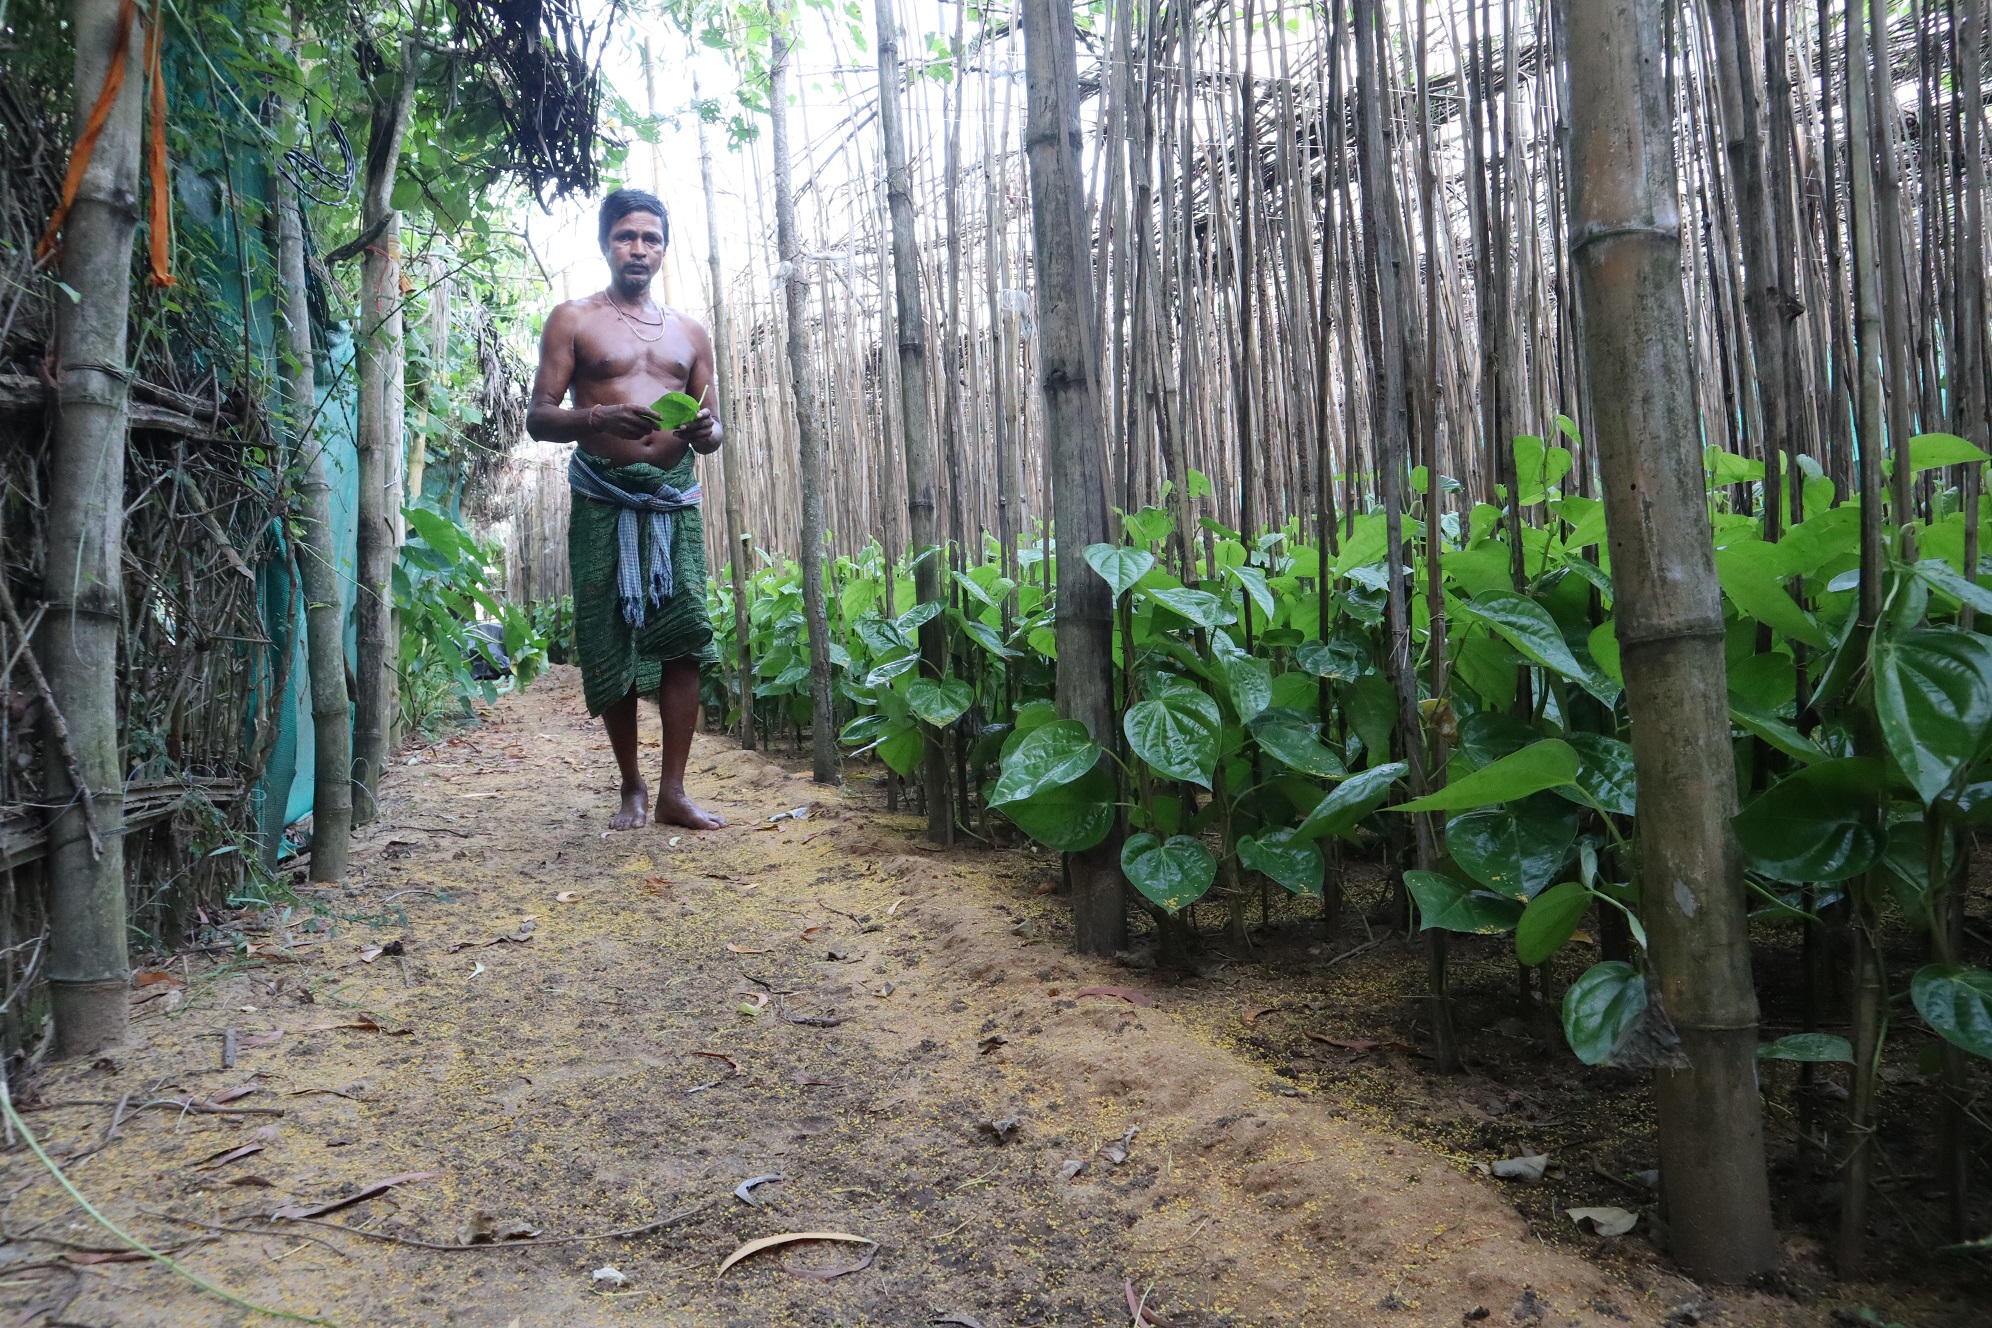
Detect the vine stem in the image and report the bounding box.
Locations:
[0,1076,339,1326]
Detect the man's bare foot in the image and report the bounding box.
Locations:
[610,784,650,830]
[655,789,726,830]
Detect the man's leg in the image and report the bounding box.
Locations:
[602,686,649,830]
[654,657,725,829]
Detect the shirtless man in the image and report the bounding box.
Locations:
[527,188,726,831]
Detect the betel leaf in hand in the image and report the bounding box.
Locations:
[650,390,706,430]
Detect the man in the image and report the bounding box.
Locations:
[527,188,726,831]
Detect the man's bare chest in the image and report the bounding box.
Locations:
[572,314,696,386]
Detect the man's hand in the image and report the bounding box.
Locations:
[677,408,719,450]
[588,403,660,439]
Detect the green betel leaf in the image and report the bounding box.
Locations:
[1390,739,1581,813]
[1249,712,1347,778]
[1871,627,1992,806]
[1512,434,1573,505]
[1002,766,1116,852]
[907,677,974,728]
[1294,637,1365,681]
[1902,431,1991,475]
[1516,882,1590,967]
[1560,731,1638,817]
[876,722,926,777]
[1141,585,1236,629]
[650,390,705,429]
[1227,564,1275,621]
[1731,758,1888,883]
[1346,671,1398,766]
[1561,961,1648,1066]
[1455,591,1613,700]
[1293,763,1407,841]
[1083,543,1155,601]
[1404,869,1525,934]
[1217,652,1273,724]
[1715,544,1828,649]
[1447,808,1577,900]
[1728,692,1826,765]
[1121,833,1218,913]
[1236,827,1325,896]
[864,653,920,687]
[1911,964,1992,1060]
[988,720,1102,806]
[1123,689,1222,788]
[1757,1033,1854,1064]
[1913,558,1992,619]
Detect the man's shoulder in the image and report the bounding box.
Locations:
[664,306,712,343]
[547,292,607,325]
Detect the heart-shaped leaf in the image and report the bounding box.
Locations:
[1561,731,1637,818]
[1142,585,1236,629]
[1294,637,1366,681]
[1236,828,1325,897]
[1390,740,1581,813]
[1448,809,1577,900]
[1217,652,1273,724]
[989,720,1101,806]
[1123,689,1222,788]
[875,723,925,777]
[650,390,705,429]
[1911,964,1992,1060]
[1083,543,1156,601]
[1872,627,1992,805]
[1249,712,1347,778]
[907,677,974,728]
[1757,1033,1854,1063]
[1516,881,1590,967]
[1404,869,1524,934]
[1000,766,1116,852]
[1121,833,1217,913]
[1731,758,1887,883]
[1561,961,1647,1066]
[1455,592,1612,701]
[1293,763,1407,841]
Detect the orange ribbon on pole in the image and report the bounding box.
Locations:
[35,0,175,288]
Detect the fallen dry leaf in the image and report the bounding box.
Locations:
[226,1175,276,1187]
[271,1170,441,1220]
[1567,1205,1639,1237]
[718,1231,873,1278]
[196,1138,264,1170]
[978,1113,1022,1144]
[238,1030,284,1049]
[302,1014,412,1036]
[1240,1005,1277,1029]
[977,1034,1008,1055]
[206,1085,258,1106]
[64,1250,151,1265]
[886,897,910,916]
[792,1071,838,1087]
[1102,1125,1141,1165]
[693,1050,743,1076]
[725,942,772,955]
[1073,985,1153,1008]
[1303,1032,1380,1052]
[554,891,581,903]
[1489,1154,1551,1184]
[133,970,180,987]
[1125,1277,1166,1325]
[359,947,384,963]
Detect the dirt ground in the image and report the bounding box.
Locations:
[0,666,1978,1326]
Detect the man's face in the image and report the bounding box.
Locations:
[604,210,665,288]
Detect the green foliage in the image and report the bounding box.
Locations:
[396,505,545,732]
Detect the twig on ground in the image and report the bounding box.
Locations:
[243,1198,716,1251]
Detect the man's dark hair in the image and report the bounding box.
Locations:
[598,188,668,250]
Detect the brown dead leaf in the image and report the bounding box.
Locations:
[238,1030,284,1049]
[206,1085,258,1106]
[1304,1032,1380,1052]
[693,1051,743,1076]
[977,1034,1008,1055]
[791,1071,839,1087]
[301,1013,411,1036]
[195,1143,264,1170]
[133,970,180,987]
[271,1170,441,1220]
[64,1250,151,1265]
[226,1175,276,1187]
[358,947,384,963]
[554,891,581,903]
[1240,1005,1278,1029]
[1073,985,1153,1008]
[717,1231,874,1278]
[725,942,772,954]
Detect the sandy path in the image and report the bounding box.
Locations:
[3,667,1660,1326]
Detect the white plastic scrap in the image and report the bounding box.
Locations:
[591,1266,629,1286]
